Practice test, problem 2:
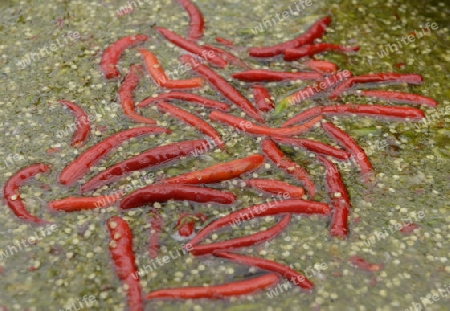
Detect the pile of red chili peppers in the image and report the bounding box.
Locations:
[2,1,437,309]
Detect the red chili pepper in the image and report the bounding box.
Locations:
[399,223,420,234]
[81,139,210,193]
[155,27,227,68]
[281,104,425,127]
[100,34,149,79]
[188,199,330,247]
[190,214,291,256]
[213,252,314,291]
[329,73,423,99]
[351,90,438,107]
[248,16,332,57]
[271,136,351,160]
[202,44,249,69]
[176,0,204,41]
[48,194,122,212]
[119,64,158,124]
[58,126,169,186]
[175,213,207,237]
[261,139,316,197]
[162,154,265,185]
[3,163,51,224]
[316,155,350,238]
[243,179,305,199]
[57,100,91,148]
[284,44,360,61]
[349,256,384,272]
[120,184,236,210]
[321,122,373,183]
[304,59,338,74]
[138,49,203,89]
[179,54,264,123]
[137,91,230,111]
[209,110,322,137]
[145,273,279,299]
[231,70,323,82]
[252,85,274,112]
[148,209,162,259]
[215,36,234,46]
[107,216,143,311]
[156,102,225,149]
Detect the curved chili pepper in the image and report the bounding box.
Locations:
[148,209,162,259]
[188,199,330,247]
[155,27,227,68]
[48,194,122,212]
[215,36,234,46]
[100,34,149,79]
[231,70,322,82]
[248,16,332,57]
[107,216,143,311]
[138,49,203,89]
[156,102,225,149]
[243,179,305,199]
[120,184,236,210]
[137,91,230,111]
[145,273,279,299]
[304,59,338,74]
[176,0,204,41]
[213,252,314,291]
[329,73,423,99]
[261,139,316,197]
[209,110,322,137]
[203,44,249,69]
[81,139,209,193]
[190,214,291,256]
[163,154,265,185]
[179,54,263,123]
[284,44,360,61]
[57,100,91,148]
[271,136,351,160]
[119,64,158,124]
[252,85,274,112]
[3,163,51,224]
[321,122,373,183]
[281,104,425,127]
[349,256,384,272]
[351,90,438,107]
[58,126,169,186]
[316,155,351,238]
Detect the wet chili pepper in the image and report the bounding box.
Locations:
[213,252,314,291]
[243,179,305,199]
[137,91,230,111]
[261,139,316,197]
[283,43,360,61]
[145,273,279,299]
[162,154,265,185]
[175,213,207,238]
[57,100,91,148]
[248,16,332,57]
[349,256,384,272]
[231,69,323,82]
[120,184,236,210]
[252,85,275,112]
[215,36,234,46]
[203,44,249,69]
[176,0,204,41]
[304,59,338,74]
[81,139,209,193]
[107,216,143,311]
[351,90,438,107]
[58,126,169,186]
[3,163,51,224]
[148,209,162,259]
[48,194,122,212]
[100,34,149,79]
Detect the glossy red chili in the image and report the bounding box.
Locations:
[155,27,227,68]
[145,274,279,299]
[190,214,291,256]
[261,139,316,197]
[248,16,332,57]
[57,100,91,148]
[138,91,230,111]
[156,102,225,149]
[179,54,263,123]
[162,154,265,185]
[148,209,162,259]
[176,0,204,41]
[3,163,51,224]
[231,70,322,82]
[349,256,384,272]
[58,126,169,186]
[48,194,122,212]
[213,252,314,291]
[209,110,322,137]
[203,44,249,69]
[283,43,360,61]
[243,179,305,199]
[252,85,274,112]
[107,216,143,311]
[352,90,438,107]
[81,139,209,193]
[100,34,149,79]
[304,59,338,74]
[120,185,236,210]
